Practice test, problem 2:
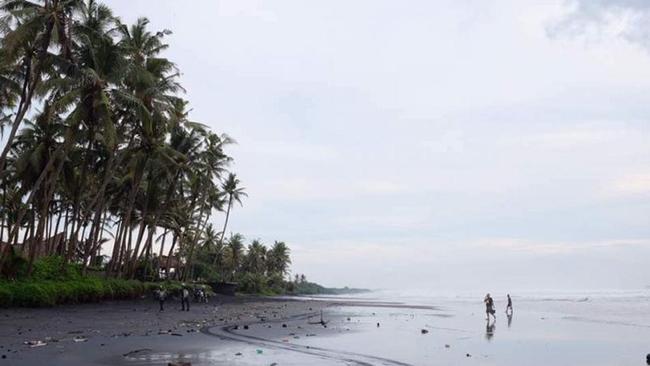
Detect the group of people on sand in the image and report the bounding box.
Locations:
[484,293,513,320]
[155,284,208,312]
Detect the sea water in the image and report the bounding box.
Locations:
[284,288,650,365]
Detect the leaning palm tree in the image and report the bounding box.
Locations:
[0,0,84,174]
[218,173,246,246]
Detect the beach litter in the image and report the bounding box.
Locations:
[421,329,429,334]
[256,349,263,354]
[73,336,88,343]
[123,349,152,358]
[168,362,191,366]
[24,340,46,348]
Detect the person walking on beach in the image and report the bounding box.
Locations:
[505,294,513,315]
[181,285,190,311]
[484,293,496,320]
[156,286,167,311]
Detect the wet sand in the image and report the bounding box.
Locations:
[2,294,650,365]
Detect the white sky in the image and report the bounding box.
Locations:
[105,0,650,291]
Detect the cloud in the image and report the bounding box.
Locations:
[604,173,650,197]
[473,237,650,255]
[548,0,650,49]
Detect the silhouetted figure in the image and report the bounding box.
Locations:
[506,294,513,315]
[484,293,496,320]
[181,286,190,311]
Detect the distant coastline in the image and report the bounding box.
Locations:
[290,281,371,295]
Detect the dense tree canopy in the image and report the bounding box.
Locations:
[0,0,291,285]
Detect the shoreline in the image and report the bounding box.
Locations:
[0,294,440,366]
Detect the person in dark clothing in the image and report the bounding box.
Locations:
[156,286,167,311]
[506,294,513,314]
[484,293,496,320]
[181,285,190,311]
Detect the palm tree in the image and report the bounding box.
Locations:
[244,239,267,276]
[267,240,291,276]
[0,0,83,174]
[225,233,244,280]
[0,1,264,283]
[218,173,246,247]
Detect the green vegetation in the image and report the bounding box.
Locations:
[193,236,292,295]
[287,274,370,296]
[0,1,295,287]
[0,256,149,307]
[0,256,219,307]
[0,0,249,279]
[0,1,347,306]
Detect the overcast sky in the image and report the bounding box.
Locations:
[106,0,650,291]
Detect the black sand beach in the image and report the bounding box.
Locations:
[0,296,333,366]
[3,292,650,365]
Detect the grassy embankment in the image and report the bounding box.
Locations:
[0,256,368,307]
[0,256,192,307]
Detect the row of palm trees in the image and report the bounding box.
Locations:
[0,0,253,280]
[193,232,291,282]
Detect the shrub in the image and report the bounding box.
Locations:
[0,276,217,307]
[31,256,81,281]
[0,283,14,307]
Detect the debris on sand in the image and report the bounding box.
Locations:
[466,353,472,357]
[73,336,88,343]
[235,352,242,356]
[24,340,46,348]
[421,329,429,334]
[123,349,152,358]
[168,362,191,366]
[445,344,450,348]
